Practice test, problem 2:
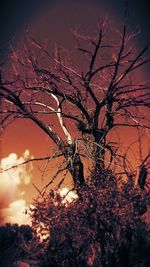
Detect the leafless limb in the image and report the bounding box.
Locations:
[0,152,62,173]
[0,22,150,193]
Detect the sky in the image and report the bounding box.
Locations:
[0,0,150,225]
[0,0,150,55]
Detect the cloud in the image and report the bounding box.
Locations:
[0,150,32,225]
[1,199,31,225]
[59,187,77,203]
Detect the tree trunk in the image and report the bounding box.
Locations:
[64,145,85,190]
[93,130,105,181]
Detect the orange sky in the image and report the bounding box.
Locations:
[1,1,150,225]
[1,1,111,201]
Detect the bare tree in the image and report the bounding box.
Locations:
[0,22,150,194]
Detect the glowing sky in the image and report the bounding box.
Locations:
[0,0,150,225]
[0,150,32,225]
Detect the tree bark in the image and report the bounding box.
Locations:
[93,129,105,181]
[64,145,85,189]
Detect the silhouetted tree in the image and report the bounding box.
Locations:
[0,21,150,193]
[0,223,33,266]
[0,21,150,267]
[31,169,149,267]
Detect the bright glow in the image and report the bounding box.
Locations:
[36,222,49,241]
[2,199,31,226]
[59,187,78,203]
[0,150,31,185]
[0,150,32,225]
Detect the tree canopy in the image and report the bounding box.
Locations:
[31,169,149,267]
[0,22,150,193]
